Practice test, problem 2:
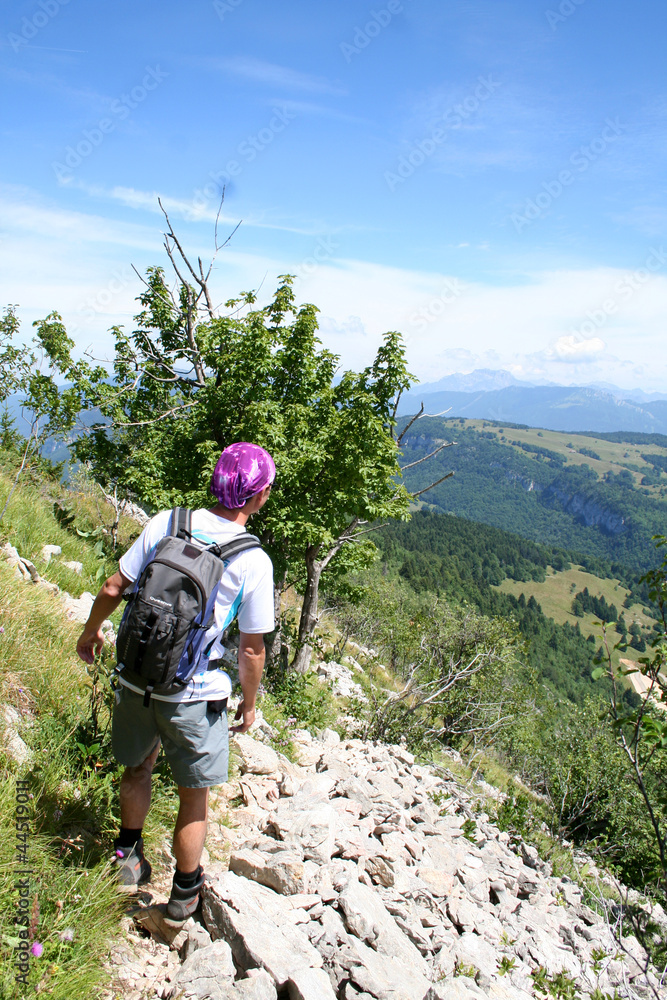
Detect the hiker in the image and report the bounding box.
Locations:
[75,442,275,921]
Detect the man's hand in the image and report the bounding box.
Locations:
[233,631,265,735]
[231,700,256,735]
[77,627,106,664]
[75,570,130,664]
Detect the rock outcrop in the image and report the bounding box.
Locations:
[120,731,665,1000]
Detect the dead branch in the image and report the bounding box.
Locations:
[400,441,455,472]
[131,264,181,314]
[396,403,424,445]
[410,470,455,498]
[423,407,452,417]
[118,401,198,427]
[391,388,403,428]
[158,197,219,322]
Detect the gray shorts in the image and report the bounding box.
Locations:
[111,685,229,788]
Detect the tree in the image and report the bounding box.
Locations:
[20,207,450,671]
[594,536,667,896]
[0,305,34,403]
[0,305,75,524]
[328,572,524,753]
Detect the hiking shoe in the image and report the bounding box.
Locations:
[165,866,206,922]
[113,837,152,891]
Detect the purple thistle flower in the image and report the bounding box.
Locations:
[59,928,75,943]
[30,942,43,957]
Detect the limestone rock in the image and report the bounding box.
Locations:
[338,933,432,1000]
[229,847,306,895]
[287,965,337,999]
[62,560,83,574]
[337,878,431,978]
[452,931,499,978]
[40,544,62,563]
[179,922,213,962]
[202,872,323,988]
[268,794,338,865]
[232,734,281,775]
[1,705,33,765]
[166,939,235,998]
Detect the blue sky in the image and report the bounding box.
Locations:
[1,0,666,389]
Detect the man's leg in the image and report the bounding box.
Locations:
[119,741,161,829]
[164,786,209,921]
[173,786,209,872]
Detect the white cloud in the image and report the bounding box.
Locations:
[69,181,339,236]
[552,335,606,362]
[3,187,667,392]
[207,57,346,96]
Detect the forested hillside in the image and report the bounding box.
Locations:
[375,509,646,707]
[399,417,667,576]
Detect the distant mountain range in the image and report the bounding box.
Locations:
[398,372,667,433]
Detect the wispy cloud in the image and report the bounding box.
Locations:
[208,56,346,96]
[0,66,108,112]
[69,180,367,237]
[277,99,370,126]
[3,187,666,391]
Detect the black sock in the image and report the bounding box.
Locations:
[116,827,143,849]
[174,866,202,889]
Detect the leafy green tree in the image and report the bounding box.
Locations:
[594,537,667,894]
[0,306,74,523]
[0,305,35,403]
[16,212,448,671]
[328,571,523,752]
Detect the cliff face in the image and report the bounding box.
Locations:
[541,485,628,535]
[123,729,665,1000]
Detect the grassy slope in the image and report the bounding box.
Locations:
[496,565,655,672]
[470,419,667,495]
[0,458,160,998]
[400,417,667,576]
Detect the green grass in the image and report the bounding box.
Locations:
[495,564,657,670]
[0,564,130,998]
[469,419,667,481]
[0,457,172,998]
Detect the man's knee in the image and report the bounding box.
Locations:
[177,786,209,819]
[124,742,160,779]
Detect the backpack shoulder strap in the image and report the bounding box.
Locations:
[212,534,262,562]
[171,508,192,540]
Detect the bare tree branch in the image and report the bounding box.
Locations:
[410,470,455,498]
[400,441,455,472]
[118,401,198,427]
[396,403,424,445]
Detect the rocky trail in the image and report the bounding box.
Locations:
[105,728,667,1000]
[2,539,666,999]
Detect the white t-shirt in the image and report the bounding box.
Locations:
[117,509,274,702]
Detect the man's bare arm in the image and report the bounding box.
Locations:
[76,570,131,664]
[232,631,266,734]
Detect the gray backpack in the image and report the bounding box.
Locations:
[115,508,261,706]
